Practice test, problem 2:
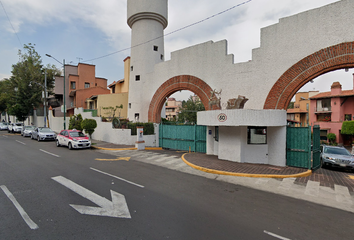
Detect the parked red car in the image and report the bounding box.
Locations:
[56,129,91,150]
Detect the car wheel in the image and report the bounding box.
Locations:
[56,140,61,147]
[37,136,40,142]
[68,142,73,150]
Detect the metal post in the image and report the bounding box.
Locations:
[63,59,66,130]
[44,69,47,127]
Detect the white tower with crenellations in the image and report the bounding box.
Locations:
[127,0,168,122]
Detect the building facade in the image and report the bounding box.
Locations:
[53,63,109,116]
[165,98,182,121]
[309,76,354,145]
[287,91,319,127]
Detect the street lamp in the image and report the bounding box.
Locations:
[45,54,66,130]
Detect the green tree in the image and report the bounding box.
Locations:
[69,114,83,130]
[81,118,97,139]
[288,101,295,109]
[178,96,205,124]
[6,43,60,122]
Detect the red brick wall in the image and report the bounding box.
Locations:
[264,42,354,110]
[148,75,216,123]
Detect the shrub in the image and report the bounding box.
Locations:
[69,114,83,131]
[341,121,354,135]
[327,133,336,145]
[127,122,154,135]
[81,118,97,139]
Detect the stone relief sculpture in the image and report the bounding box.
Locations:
[208,89,222,110]
[226,95,248,109]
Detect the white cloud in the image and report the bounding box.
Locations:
[0,0,347,94]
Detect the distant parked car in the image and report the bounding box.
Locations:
[321,145,354,171]
[31,127,56,141]
[0,122,8,130]
[21,125,36,137]
[56,129,91,150]
[8,123,23,133]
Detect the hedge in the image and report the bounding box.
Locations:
[127,122,154,135]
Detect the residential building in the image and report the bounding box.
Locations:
[53,63,109,116]
[309,77,354,145]
[95,57,131,119]
[287,91,319,126]
[165,98,182,121]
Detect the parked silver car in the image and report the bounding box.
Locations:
[0,122,8,130]
[321,145,354,171]
[31,127,56,141]
[21,125,36,137]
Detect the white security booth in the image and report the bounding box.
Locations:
[197,109,287,166]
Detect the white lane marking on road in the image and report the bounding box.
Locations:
[0,185,39,230]
[90,167,144,188]
[39,149,60,158]
[52,176,131,218]
[16,140,26,145]
[264,230,291,240]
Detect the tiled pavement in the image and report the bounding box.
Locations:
[184,152,354,193]
[92,141,354,213]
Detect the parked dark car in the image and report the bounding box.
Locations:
[321,145,354,171]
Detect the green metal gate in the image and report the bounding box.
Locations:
[159,123,206,153]
[312,125,321,171]
[286,126,311,169]
[286,125,321,170]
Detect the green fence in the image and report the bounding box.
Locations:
[83,109,97,117]
[286,126,311,169]
[312,125,321,171]
[159,124,206,153]
[286,125,321,170]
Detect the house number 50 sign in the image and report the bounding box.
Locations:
[217,113,227,122]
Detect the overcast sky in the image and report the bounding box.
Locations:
[1,0,352,101]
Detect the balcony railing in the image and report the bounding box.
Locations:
[315,106,331,113]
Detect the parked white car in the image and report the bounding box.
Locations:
[56,129,91,150]
[8,123,23,133]
[0,122,8,130]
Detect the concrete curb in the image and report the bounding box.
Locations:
[181,153,313,179]
[91,145,163,151]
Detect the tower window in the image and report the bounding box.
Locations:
[131,66,133,71]
[135,113,139,121]
[161,54,164,60]
[85,82,90,88]
[129,103,131,109]
[153,46,158,51]
[135,75,140,81]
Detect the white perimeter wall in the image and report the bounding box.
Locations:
[48,108,159,147]
[131,0,354,122]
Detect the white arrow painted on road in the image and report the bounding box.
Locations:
[52,176,131,218]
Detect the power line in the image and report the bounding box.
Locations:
[0,0,22,47]
[83,0,252,63]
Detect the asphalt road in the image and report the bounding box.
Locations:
[1,131,353,240]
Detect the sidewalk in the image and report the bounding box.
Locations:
[91,140,354,192]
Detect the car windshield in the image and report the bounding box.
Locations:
[15,123,23,126]
[25,126,35,130]
[39,128,53,133]
[69,132,85,137]
[324,147,351,156]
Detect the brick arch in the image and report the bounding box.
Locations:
[264,42,354,110]
[148,75,217,123]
